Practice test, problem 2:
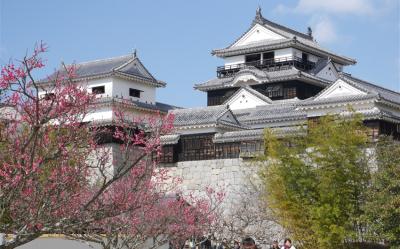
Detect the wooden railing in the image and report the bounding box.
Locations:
[217,56,315,78]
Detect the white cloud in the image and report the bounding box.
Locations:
[294,0,375,15]
[311,17,338,44]
[273,0,397,16]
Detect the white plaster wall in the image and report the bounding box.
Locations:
[38,78,113,99]
[233,24,284,47]
[316,79,366,99]
[85,78,113,97]
[274,48,293,59]
[112,77,156,104]
[316,63,338,82]
[84,106,113,122]
[292,48,320,62]
[224,55,245,67]
[227,88,269,110]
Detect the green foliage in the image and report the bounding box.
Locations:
[260,115,371,249]
[363,136,400,248]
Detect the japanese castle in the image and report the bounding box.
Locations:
[36,7,400,204]
[158,8,400,166]
[9,7,400,248]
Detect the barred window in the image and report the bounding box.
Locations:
[265,85,283,98]
[92,86,105,94]
[159,145,175,163]
[177,134,240,161]
[284,87,297,99]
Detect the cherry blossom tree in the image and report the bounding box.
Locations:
[66,184,223,249]
[0,43,180,249]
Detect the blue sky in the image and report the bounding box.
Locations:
[0,0,399,107]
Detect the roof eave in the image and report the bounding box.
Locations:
[212,41,356,66]
[114,72,166,87]
[194,72,330,92]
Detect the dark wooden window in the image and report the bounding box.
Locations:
[215,143,240,159]
[129,88,141,98]
[263,52,275,62]
[207,97,221,106]
[159,145,175,163]
[177,134,240,161]
[266,85,283,98]
[379,120,400,140]
[179,134,215,161]
[302,52,308,62]
[207,88,238,106]
[284,87,297,99]
[43,93,55,100]
[245,53,261,63]
[92,86,105,94]
[240,141,264,156]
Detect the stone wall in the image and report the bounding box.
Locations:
[161,158,260,208]
[160,158,284,245]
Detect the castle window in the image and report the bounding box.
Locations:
[245,53,261,64]
[159,145,175,163]
[284,87,297,99]
[263,51,275,62]
[302,52,308,62]
[43,93,56,100]
[92,86,105,94]
[266,85,283,98]
[129,88,142,98]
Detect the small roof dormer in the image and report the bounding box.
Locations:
[212,7,356,66]
[39,51,166,88]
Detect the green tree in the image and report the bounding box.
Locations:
[259,115,371,249]
[363,136,400,248]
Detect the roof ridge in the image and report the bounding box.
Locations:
[113,57,136,71]
[66,53,134,67]
[130,57,157,81]
[341,73,400,95]
[260,16,312,41]
[171,104,227,112]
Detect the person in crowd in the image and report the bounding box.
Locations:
[233,240,241,249]
[271,240,280,249]
[242,237,257,249]
[281,238,296,249]
[217,238,228,249]
[201,236,212,249]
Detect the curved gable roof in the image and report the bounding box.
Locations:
[40,53,166,87]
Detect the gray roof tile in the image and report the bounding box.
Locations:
[171,105,229,126]
[213,126,305,143]
[212,9,356,65]
[237,104,306,124]
[195,66,330,91]
[340,74,400,105]
[299,93,378,107]
[41,54,166,87]
[94,97,179,113]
